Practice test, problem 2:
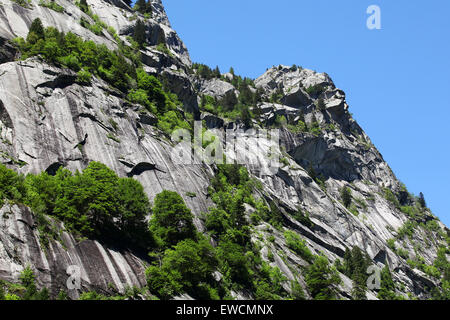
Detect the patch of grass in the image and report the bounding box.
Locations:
[106,133,121,143]
[108,118,119,131]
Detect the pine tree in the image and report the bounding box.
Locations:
[305,255,341,300]
[240,106,252,128]
[213,66,221,78]
[340,186,352,208]
[133,20,146,48]
[418,192,427,208]
[343,247,352,276]
[135,0,152,15]
[377,265,397,300]
[27,18,45,43]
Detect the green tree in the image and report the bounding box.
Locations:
[240,105,252,128]
[216,240,251,286]
[340,186,352,208]
[418,192,427,208]
[133,20,146,48]
[117,177,151,246]
[27,18,45,43]
[377,265,397,300]
[134,0,152,14]
[149,190,196,247]
[0,164,26,206]
[305,255,341,300]
[146,238,217,299]
[19,266,48,300]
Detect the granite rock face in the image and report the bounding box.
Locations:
[0,0,447,300]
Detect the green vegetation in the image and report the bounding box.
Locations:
[307,164,327,192]
[203,164,292,299]
[14,20,188,137]
[134,0,152,16]
[11,0,32,9]
[304,255,341,300]
[383,187,400,208]
[192,63,221,80]
[15,20,136,92]
[377,265,403,300]
[0,267,48,300]
[418,192,427,209]
[284,230,314,262]
[195,65,262,124]
[39,0,64,12]
[308,113,322,136]
[156,43,172,56]
[340,247,371,300]
[149,190,196,247]
[286,121,307,134]
[133,20,147,48]
[0,162,151,248]
[146,238,218,299]
[340,186,352,208]
[305,84,325,97]
[290,208,314,229]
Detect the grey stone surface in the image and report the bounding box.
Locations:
[0,0,447,300]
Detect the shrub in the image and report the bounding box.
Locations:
[287,121,307,134]
[156,43,172,56]
[290,208,314,228]
[76,69,92,84]
[284,230,314,262]
[39,0,64,13]
[0,164,26,206]
[12,0,32,9]
[384,188,400,208]
[305,84,324,97]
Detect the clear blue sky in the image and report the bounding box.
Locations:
[162,0,450,227]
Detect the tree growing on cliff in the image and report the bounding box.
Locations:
[133,19,146,48]
[134,0,152,15]
[149,190,197,247]
[418,192,427,208]
[340,186,352,208]
[27,18,45,43]
[305,255,341,300]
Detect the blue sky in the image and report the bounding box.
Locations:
[162,0,450,227]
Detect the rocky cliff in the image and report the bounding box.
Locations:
[0,0,448,300]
